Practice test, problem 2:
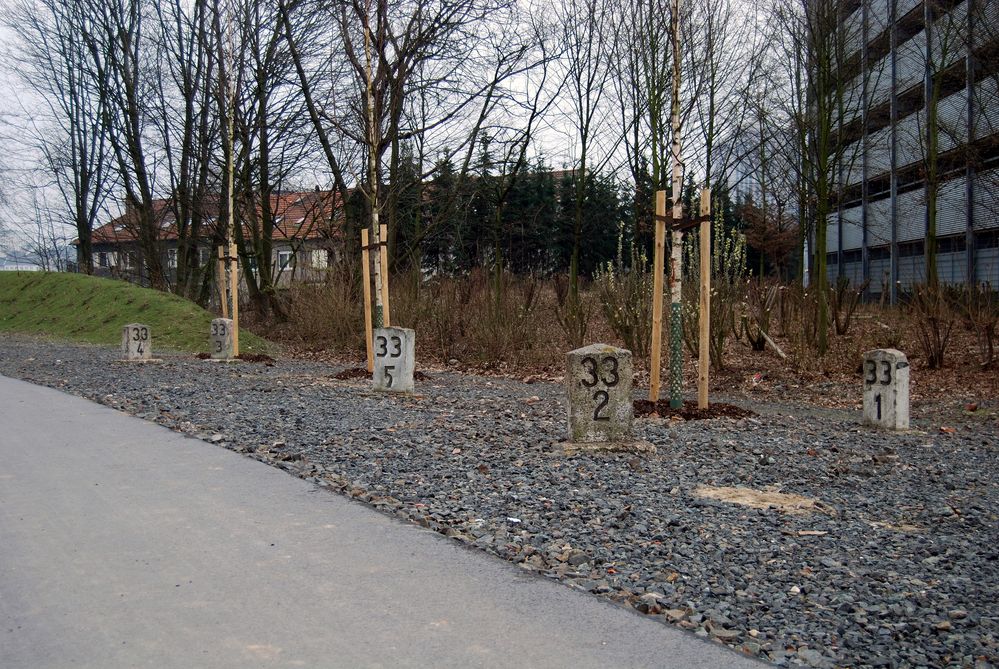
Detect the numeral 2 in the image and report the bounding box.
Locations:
[593,390,610,421]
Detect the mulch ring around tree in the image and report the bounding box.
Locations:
[194,352,275,364]
[332,367,433,382]
[237,352,276,363]
[633,399,756,421]
[333,367,369,380]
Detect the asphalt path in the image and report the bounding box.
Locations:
[0,374,763,668]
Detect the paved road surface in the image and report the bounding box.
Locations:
[0,374,763,668]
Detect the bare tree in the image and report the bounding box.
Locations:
[214,0,318,318]
[4,0,113,275]
[684,0,767,191]
[915,0,968,287]
[80,0,170,289]
[553,0,617,301]
[760,0,870,353]
[152,0,219,302]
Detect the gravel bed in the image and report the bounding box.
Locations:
[1,335,997,669]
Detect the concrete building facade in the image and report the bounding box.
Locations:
[829,0,999,298]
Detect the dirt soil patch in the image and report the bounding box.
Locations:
[333,367,369,380]
[333,367,432,382]
[237,352,276,363]
[633,399,756,421]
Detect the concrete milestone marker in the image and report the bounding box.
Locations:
[863,348,910,430]
[566,344,633,443]
[121,323,152,361]
[373,326,415,393]
[210,318,235,360]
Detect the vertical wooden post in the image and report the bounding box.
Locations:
[361,229,374,373]
[217,245,229,319]
[229,241,239,357]
[698,187,711,410]
[379,223,391,327]
[649,190,667,402]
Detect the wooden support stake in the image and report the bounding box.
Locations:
[361,228,374,373]
[229,241,239,357]
[698,187,711,410]
[649,190,667,402]
[217,245,228,319]
[379,223,391,327]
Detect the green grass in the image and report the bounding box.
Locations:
[0,272,273,354]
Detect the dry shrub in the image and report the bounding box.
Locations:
[953,282,997,369]
[467,271,544,363]
[908,283,956,369]
[681,218,746,370]
[680,277,700,356]
[392,269,545,365]
[777,284,821,367]
[553,274,592,348]
[593,251,653,360]
[869,303,906,351]
[829,276,870,336]
[742,279,779,351]
[285,261,364,349]
[409,276,473,362]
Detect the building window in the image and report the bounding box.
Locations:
[841,249,862,264]
[937,236,966,254]
[277,250,294,270]
[97,252,109,268]
[167,249,177,269]
[976,230,999,250]
[898,240,924,258]
[311,249,329,270]
[199,247,211,266]
[868,246,891,261]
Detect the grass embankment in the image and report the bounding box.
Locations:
[0,272,272,354]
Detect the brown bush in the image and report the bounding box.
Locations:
[953,282,997,369]
[594,253,654,360]
[391,269,552,366]
[284,262,364,349]
[908,283,957,369]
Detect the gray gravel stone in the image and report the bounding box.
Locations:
[1,335,997,669]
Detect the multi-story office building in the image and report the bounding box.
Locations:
[828,0,999,298]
